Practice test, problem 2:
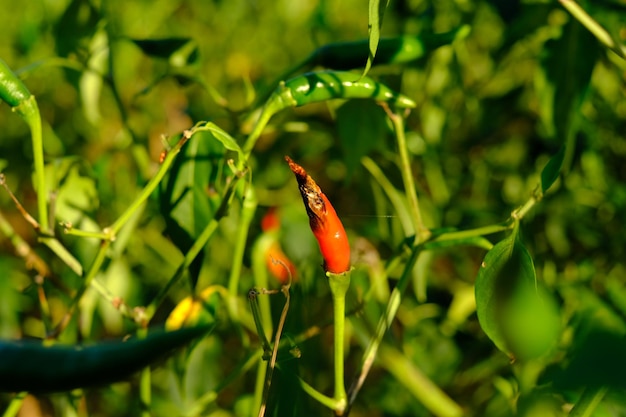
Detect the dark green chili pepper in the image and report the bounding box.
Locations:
[0,59,31,108]
[0,325,212,393]
[305,25,471,70]
[244,70,415,153]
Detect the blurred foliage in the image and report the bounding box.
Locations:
[1,0,626,416]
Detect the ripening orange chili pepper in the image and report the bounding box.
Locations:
[261,208,297,284]
[285,156,350,274]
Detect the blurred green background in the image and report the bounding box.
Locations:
[1,0,626,416]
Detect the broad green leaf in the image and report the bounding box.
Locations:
[159,130,226,285]
[540,145,565,193]
[475,230,560,360]
[362,0,390,78]
[43,158,99,226]
[336,100,387,179]
[160,131,225,240]
[475,233,517,356]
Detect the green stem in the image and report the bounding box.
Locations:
[227,187,258,321]
[13,95,48,234]
[144,168,242,323]
[389,110,430,242]
[430,223,511,243]
[379,344,463,417]
[108,131,190,237]
[328,270,351,414]
[512,193,539,221]
[559,0,626,59]
[39,237,83,276]
[242,106,277,157]
[569,386,609,417]
[2,392,27,417]
[243,88,294,157]
[293,371,344,411]
[362,156,414,234]
[252,359,268,417]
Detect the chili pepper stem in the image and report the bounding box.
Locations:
[383,106,431,243]
[243,89,294,157]
[327,269,351,414]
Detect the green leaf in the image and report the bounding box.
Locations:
[203,122,245,165]
[536,15,598,184]
[475,229,561,360]
[159,131,227,285]
[336,100,388,179]
[362,0,390,78]
[540,145,565,193]
[132,37,193,60]
[43,158,99,226]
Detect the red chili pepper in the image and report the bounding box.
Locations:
[285,156,350,274]
[261,208,297,284]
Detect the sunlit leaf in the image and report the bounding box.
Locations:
[203,122,245,165]
[362,0,390,78]
[475,228,561,360]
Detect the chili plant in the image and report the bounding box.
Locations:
[1,1,625,416]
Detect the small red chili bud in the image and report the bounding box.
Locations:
[285,156,350,274]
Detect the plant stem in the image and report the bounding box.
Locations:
[2,392,26,417]
[293,371,344,411]
[379,344,463,417]
[228,187,258,322]
[569,386,609,417]
[243,86,294,157]
[18,96,48,234]
[328,270,351,414]
[430,223,511,243]
[361,156,414,234]
[388,109,430,243]
[559,0,626,59]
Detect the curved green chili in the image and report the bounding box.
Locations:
[244,70,415,154]
[0,59,31,108]
[284,71,416,108]
[0,325,212,393]
[305,25,471,71]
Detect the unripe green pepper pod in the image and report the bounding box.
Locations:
[0,325,213,393]
[284,71,416,109]
[0,59,31,108]
[244,70,415,154]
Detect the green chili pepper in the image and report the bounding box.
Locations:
[0,59,31,108]
[244,70,415,154]
[283,71,416,108]
[305,25,471,70]
[0,325,212,393]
